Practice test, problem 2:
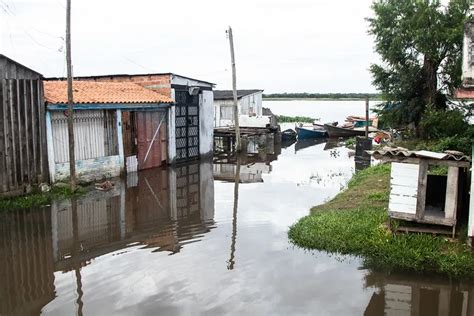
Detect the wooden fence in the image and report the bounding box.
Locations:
[0,79,49,197]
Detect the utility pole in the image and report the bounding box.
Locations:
[227,26,241,152]
[66,0,77,191]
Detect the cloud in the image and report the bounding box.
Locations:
[1,0,379,92]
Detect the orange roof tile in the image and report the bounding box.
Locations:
[44,81,173,104]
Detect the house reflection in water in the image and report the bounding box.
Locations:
[0,160,215,315]
[364,272,474,316]
[213,139,281,184]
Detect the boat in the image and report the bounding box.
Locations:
[324,123,378,138]
[281,128,297,141]
[295,126,327,139]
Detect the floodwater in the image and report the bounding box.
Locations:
[1,101,474,315]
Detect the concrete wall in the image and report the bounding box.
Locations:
[54,156,122,183]
[199,90,214,156]
[462,21,474,87]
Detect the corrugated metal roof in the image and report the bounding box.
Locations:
[214,89,263,100]
[44,81,173,104]
[368,148,471,162]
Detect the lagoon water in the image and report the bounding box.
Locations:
[1,101,473,315]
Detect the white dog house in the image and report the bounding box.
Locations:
[370,149,470,237]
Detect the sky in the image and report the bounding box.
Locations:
[0,0,379,93]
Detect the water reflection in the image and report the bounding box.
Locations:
[0,160,215,315]
[294,138,327,153]
[364,272,474,316]
[213,142,280,184]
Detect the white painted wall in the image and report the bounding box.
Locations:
[200,90,214,156]
[169,75,214,161]
[388,162,419,215]
[214,91,264,127]
[462,22,474,85]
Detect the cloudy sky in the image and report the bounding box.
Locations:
[0,0,379,93]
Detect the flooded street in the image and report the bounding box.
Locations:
[1,101,474,315]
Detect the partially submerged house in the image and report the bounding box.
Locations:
[214,89,275,128]
[54,73,215,163]
[370,149,470,237]
[44,80,173,183]
[0,55,49,197]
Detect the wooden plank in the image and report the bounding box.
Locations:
[389,163,418,215]
[4,80,14,191]
[15,80,24,187]
[30,80,41,184]
[30,80,38,184]
[22,80,30,184]
[0,80,7,193]
[377,156,470,168]
[38,80,48,183]
[10,80,21,188]
[25,80,33,183]
[19,80,28,184]
[8,80,19,188]
[416,160,428,220]
[444,167,459,220]
[390,211,454,226]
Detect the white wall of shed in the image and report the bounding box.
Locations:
[388,162,419,215]
[213,92,263,127]
[200,90,214,156]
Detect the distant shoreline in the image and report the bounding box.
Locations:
[263,97,384,101]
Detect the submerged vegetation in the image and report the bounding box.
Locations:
[288,164,474,278]
[276,115,317,123]
[0,185,85,211]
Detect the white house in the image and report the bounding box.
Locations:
[214,89,273,128]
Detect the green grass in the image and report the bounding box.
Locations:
[0,185,85,211]
[276,115,317,123]
[289,163,474,279]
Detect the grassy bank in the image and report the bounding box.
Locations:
[288,164,474,279]
[276,115,317,123]
[0,185,85,211]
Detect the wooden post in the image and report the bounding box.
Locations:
[365,96,369,138]
[227,27,241,152]
[415,160,428,220]
[66,0,77,191]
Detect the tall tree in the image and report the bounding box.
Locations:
[368,0,470,129]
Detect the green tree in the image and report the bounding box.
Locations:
[368,0,470,130]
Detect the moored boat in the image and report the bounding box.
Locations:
[281,128,297,141]
[324,123,378,138]
[296,126,327,139]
